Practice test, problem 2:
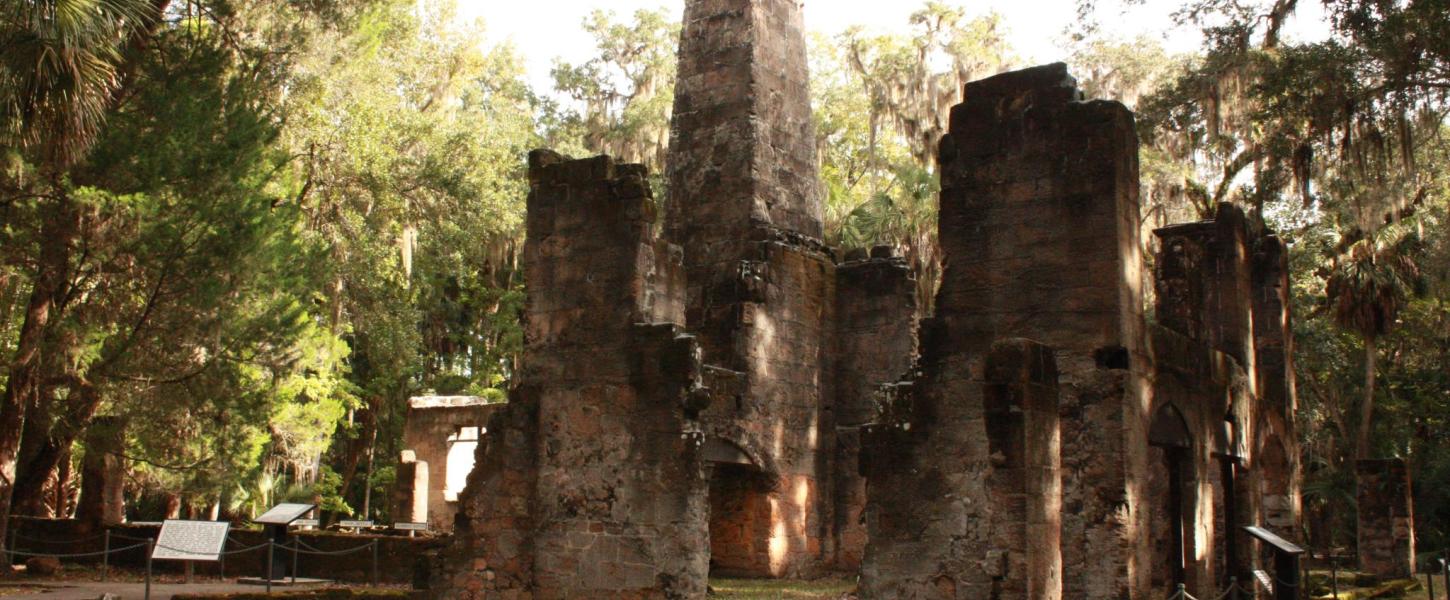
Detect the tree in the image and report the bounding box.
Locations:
[815,4,1014,308]
[1325,228,1426,460]
[280,0,536,517]
[550,9,678,175]
[0,0,169,562]
[840,5,1012,166]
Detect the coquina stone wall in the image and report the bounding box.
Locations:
[427,153,708,599]
[427,2,1308,597]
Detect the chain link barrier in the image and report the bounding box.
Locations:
[6,528,386,595]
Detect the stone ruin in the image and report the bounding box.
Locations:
[1356,458,1416,579]
[421,0,1303,598]
[393,396,505,532]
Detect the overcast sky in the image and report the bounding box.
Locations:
[452,0,1330,96]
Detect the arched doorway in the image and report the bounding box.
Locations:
[703,437,775,577]
[1149,403,1194,587]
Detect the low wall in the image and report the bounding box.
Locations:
[6,517,442,584]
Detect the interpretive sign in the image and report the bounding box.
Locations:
[340,520,374,528]
[254,502,315,525]
[292,519,320,528]
[151,520,230,562]
[1253,569,1274,593]
[393,522,429,531]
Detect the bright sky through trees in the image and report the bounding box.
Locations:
[455,0,1331,96]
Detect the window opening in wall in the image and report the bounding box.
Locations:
[445,426,482,501]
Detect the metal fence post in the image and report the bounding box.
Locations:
[265,540,274,594]
[291,538,299,584]
[371,539,379,587]
[101,530,110,583]
[1229,576,1239,600]
[144,537,154,600]
[1442,553,1449,600]
[1330,554,1338,599]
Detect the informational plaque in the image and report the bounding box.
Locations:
[339,520,374,528]
[254,502,315,525]
[291,519,320,528]
[1253,569,1274,593]
[393,522,429,531]
[151,520,230,562]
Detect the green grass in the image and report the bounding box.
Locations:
[708,577,856,599]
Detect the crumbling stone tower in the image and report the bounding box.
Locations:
[427,154,710,598]
[666,0,833,578]
[860,64,1150,599]
[859,65,1303,600]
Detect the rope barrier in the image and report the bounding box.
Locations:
[109,532,161,543]
[151,540,271,556]
[216,541,272,556]
[1166,583,1200,600]
[1209,578,1245,600]
[292,537,376,556]
[4,542,149,559]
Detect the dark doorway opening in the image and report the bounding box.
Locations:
[708,462,775,577]
[1150,403,1194,588]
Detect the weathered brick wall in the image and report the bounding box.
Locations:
[1151,203,1312,593]
[666,0,823,252]
[693,236,835,577]
[945,63,1149,600]
[1146,325,1252,597]
[1357,459,1415,578]
[1251,235,1301,531]
[858,339,1060,599]
[666,0,836,578]
[861,63,1148,599]
[831,252,917,571]
[393,454,428,526]
[428,152,707,599]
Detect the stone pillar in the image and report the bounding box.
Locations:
[428,152,706,599]
[1357,459,1415,579]
[666,0,834,576]
[393,451,428,525]
[76,416,125,527]
[935,63,1149,600]
[666,0,823,256]
[1252,235,1301,530]
[831,250,917,571]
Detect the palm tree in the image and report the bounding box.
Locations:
[1324,229,1426,461]
[1,0,163,167]
[0,0,166,570]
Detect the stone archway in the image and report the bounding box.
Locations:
[1150,402,1194,588]
[704,437,777,578]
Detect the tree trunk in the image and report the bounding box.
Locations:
[13,394,58,517]
[0,197,79,570]
[164,493,181,519]
[334,405,376,520]
[1356,335,1378,460]
[13,381,103,517]
[52,446,71,519]
[361,422,379,519]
